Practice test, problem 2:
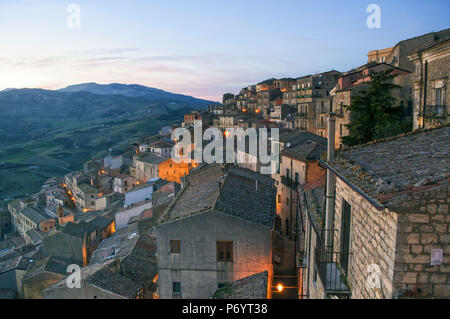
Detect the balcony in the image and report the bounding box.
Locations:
[335,109,345,118]
[420,105,447,119]
[313,229,351,298]
[281,176,299,189]
[297,112,308,119]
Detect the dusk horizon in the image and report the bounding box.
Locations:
[1,0,449,101]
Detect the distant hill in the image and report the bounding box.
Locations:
[0,84,215,145]
[58,82,212,104]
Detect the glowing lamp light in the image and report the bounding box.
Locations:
[277,284,284,292]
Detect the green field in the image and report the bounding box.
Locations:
[0,116,164,200]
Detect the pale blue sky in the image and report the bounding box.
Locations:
[0,0,449,100]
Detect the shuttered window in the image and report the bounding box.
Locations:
[216,241,233,262]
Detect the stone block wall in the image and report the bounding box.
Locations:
[333,178,398,299]
[393,184,449,298]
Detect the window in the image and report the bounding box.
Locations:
[173,282,181,294]
[170,240,181,254]
[217,241,233,262]
[286,168,290,179]
[295,172,299,185]
[286,198,289,206]
[340,124,343,136]
[340,200,352,276]
[277,194,281,203]
[435,87,444,108]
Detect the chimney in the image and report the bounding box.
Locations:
[324,113,336,248]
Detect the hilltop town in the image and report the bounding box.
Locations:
[0,28,448,300]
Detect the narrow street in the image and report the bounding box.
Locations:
[272,236,298,299]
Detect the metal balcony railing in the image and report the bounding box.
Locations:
[313,229,351,296]
[281,176,299,189]
[335,109,345,118]
[420,105,447,118]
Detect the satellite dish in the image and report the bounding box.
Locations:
[286,143,291,148]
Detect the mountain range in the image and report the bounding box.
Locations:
[0,83,217,200]
[0,83,215,145]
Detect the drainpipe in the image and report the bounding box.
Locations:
[324,113,336,249]
[422,61,428,129]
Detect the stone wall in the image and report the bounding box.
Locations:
[392,183,449,298]
[333,178,398,299]
[156,210,273,299]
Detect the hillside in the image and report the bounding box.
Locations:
[0,84,216,200]
[0,84,213,145]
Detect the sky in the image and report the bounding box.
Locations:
[0,0,449,101]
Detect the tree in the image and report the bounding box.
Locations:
[342,69,406,147]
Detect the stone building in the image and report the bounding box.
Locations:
[331,62,412,148]
[386,28,450,73]
[43,260,143,299]
[0,207,11,239]
[158,158,193,184]
[368,47,394,63]
[275,132,327,239]
[130,154,166,183]
[156,165,276,299]
[22,256,72,299]
[43,216,115,266]
[0,253,31,298]
[294,71,341,134]
[299,123,449,299]
[409,39,450,130]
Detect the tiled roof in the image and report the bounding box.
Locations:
[89,230,139,265]
[62,216,113,238]
[214,169,276,228]
[25,229,45,244]
[212,271,268,299]
[136,154,166,165]
[44,256,74,275]
[86,265,141,299]
[330,126,449,205]
[159,165,275,228]
[299,178,326,228]
[0,255,31,274]
[159,165,225,223]
[120,231,157,285]
[22,207,50,224]
[282,140,326,162]
[278,129,326,148]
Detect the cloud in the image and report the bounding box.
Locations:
[0,48,296,100]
